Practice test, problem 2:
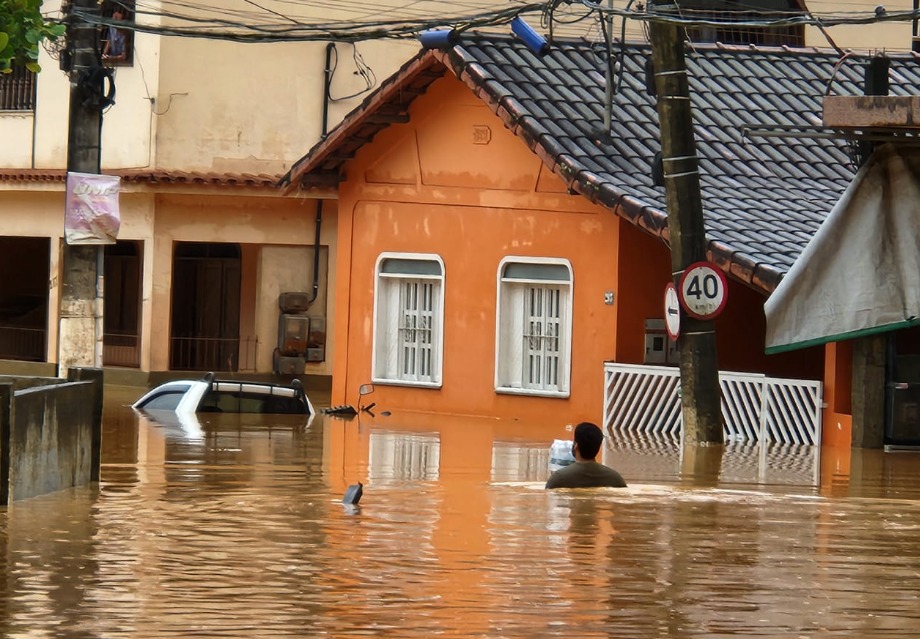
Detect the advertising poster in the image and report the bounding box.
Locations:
[65,172,121,245]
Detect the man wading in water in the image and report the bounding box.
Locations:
[545,422,627,489]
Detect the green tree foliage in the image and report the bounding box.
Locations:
[0,0,66,73]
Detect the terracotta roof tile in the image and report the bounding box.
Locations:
[0,168,282,188]
[282,35,920,294]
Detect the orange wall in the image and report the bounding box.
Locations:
[331,76,620,424]
[614,222,672,363]
[822,341,854,448]
[330,71,827,426]
[715,280,824,379]
[614,220,824,380]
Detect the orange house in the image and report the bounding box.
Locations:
[282,35,905,437]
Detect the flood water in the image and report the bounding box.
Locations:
[3,388,920,637]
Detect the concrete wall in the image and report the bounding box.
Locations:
[154,37,418,174]
[0,368,101,504]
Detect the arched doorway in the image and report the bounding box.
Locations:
[170,242,241,371]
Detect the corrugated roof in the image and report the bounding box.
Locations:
[281,35,920,293]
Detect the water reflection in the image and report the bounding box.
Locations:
[2,391,920,636]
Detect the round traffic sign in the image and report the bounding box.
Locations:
[664,282,680,340]
[678,261,728,320]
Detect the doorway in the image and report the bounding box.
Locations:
[0,237,49,362]
[170,242,241,371]
[103,240,142,367]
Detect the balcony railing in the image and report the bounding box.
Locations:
[0,67,37,112]
[170,336,259,372]
[684,10,805,47]
[103,332,140,368]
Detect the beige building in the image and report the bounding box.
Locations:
[0,0,417,382]
[0,0,912,383]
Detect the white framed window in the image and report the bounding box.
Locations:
[372,253,445,387]
[495,257,573,397]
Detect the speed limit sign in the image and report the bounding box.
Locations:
[679,262,728,320]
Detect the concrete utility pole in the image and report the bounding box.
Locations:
[647,1,723,445]
[60,0,104,376]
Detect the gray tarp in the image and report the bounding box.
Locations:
[765,144,920,354]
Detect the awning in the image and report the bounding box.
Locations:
[765,143,920,354]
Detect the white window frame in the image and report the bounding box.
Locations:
[494,256,573,398]
[372,252,445,388]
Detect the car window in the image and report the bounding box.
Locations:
[137,386,191,410]
[199,390,307,415]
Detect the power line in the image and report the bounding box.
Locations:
[65,0,920,45]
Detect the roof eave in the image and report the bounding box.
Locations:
[279,49,446,195]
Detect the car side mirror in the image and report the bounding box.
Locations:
[358,383,376,416]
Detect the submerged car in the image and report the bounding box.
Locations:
[132,373,315,416]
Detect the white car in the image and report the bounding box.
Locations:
[132,373,315,417]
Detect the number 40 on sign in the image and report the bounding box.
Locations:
[678,261,728,320]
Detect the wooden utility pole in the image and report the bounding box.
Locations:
[647,2,723,445]
[60,0,104,377]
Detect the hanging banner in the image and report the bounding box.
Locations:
[65,172,121,245]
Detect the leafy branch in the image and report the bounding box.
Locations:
[0,0,66,73]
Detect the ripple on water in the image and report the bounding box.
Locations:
[3,410,920,637]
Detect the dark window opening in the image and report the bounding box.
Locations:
[198,390,308,415]
[100,0,135,66]
[679,0,806,47]
[137,387,190,411]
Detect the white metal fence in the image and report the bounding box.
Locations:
[603,363,822,445]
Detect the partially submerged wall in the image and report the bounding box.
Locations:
[0,368,102,505]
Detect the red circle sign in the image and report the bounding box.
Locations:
[678,262,728,320]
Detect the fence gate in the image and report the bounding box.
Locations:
[603,363,822,445]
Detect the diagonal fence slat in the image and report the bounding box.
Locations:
[605,364,681,436]
[604,363,822,445]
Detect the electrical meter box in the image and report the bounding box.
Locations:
[644,318,678,365]
[278,314,310,356]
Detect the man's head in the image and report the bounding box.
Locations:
[112,6,126,19]
[573,421,604,461]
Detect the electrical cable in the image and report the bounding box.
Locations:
[327,42,377,102]
[58,0,920,47]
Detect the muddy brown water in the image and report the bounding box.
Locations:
[2,387,920,638]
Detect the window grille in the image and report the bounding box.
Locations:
[100,0,136,66]
[374,254,444,386]
[496,258,572,396]
[398,279,436,382]
[677,1,806,47]
[524,285,563,391]
[0,67,36,112]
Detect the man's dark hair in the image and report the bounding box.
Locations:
[574,421,604,460]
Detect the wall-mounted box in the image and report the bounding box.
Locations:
[278,314,310,356]
[279,291,310,314]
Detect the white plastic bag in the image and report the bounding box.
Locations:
[549,439,575,471]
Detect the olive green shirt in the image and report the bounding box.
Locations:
[545,461,627,489]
